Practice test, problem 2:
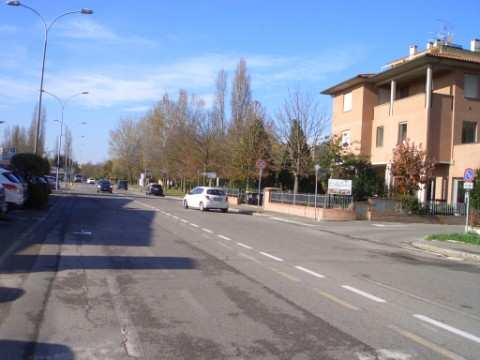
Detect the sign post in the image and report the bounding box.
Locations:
[464,168,475,233]
[256,159,266,207]
[314,164,320,220]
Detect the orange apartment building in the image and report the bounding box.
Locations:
[322,39,480,204]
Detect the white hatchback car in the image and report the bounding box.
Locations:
[183,187,228,212]
[86,178,96,184]
[0,169,26,208]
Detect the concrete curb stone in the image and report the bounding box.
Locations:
[411,241,480,262]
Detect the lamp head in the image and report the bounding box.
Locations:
[6,1,21,6]
[80,8,93,15]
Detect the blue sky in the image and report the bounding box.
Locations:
[1,0,478,163]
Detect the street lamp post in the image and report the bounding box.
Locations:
[43,90,88,190]
[6,1,93,155]
[314,164,320,221]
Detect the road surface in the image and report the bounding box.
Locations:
[0,184,478,359]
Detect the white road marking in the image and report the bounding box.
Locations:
[294,265,325,279]
[238,252,261,263]
[259,251,284,262]
[270,216,316,227]
[341,285,386,303]
[217,235,232,241]
[202,228,213,234]
[372,223,386,227]
[172,215,180,220]
[389,324,467,360]
[413,314,480,344]
[313,288,359,311]
[237,242,252,250]
[180,219,188,223]
[165,212,171,216]
[72,230,92,236]
[190,223,199,228]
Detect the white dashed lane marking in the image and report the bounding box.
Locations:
[202,228,213,234]
[294,266,325,279]
[341,285,386,303]
[413,314,480,344]
[190,223,199,228]
[237,242,253,250]
[259,251,284,262]
[217,235,232,241]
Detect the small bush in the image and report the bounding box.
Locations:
[398,195,429,215]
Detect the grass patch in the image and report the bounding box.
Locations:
[426,232,480,245]
[165,188,185,197]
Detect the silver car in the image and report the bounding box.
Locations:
[0,183,7,215]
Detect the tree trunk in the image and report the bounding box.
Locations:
[293,173,299,205]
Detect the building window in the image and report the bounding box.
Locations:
[342,130,350,147]
[398,122,407,144]
[464,74,480,99]
[462,121,477,144]
[376,126,384,147]
[343,92,352,112]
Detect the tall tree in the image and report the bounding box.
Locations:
[212,69,227,133]
[277,90,326,194]
[28,104,46,155]
[230,59,252,130]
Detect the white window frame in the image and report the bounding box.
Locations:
[343,91,352,112]
[376,126,384,147]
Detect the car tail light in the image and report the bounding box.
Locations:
[3,183,18,192]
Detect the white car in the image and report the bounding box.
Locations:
[86,178,96,184]
[183,187,228,212]
[0,168,26,208]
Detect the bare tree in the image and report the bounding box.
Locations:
[212,69,227,133]
[28,104,46,155]
[277,90,327,194]
[230,59,252,130]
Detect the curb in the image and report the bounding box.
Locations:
[411,241,480,262]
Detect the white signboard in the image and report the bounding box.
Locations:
[464,182,474,190]
[328,178,352,195]
[202,172,217,179]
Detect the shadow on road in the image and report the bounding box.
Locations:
[0,255,196,273]
[0,339,74,360]
[0,287,25,303]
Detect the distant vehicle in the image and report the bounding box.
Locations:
[0,183,7,216]
[117,180,128,190]
[0,168,26,208]
[97,180,112,193]
[183,187,228,212]
[146,183,164,196]
[74,174,83,183]
[86,178,96,184]
[45,176,56,190]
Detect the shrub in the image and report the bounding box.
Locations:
[398,195,429,215]
[26,182,49,209]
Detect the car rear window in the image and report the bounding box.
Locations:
[207,189,225,196]
[2,172,19,183]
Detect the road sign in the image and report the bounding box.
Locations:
[256,159,266,170]
[327,179,352,195]
[464,182,474,190]
[201,172,217,179]
[464,168,475,182]
[314,164,321,173]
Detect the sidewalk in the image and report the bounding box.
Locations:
[411,238,480,262]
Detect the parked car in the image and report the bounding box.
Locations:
[86,178,96,184]
[183,187,228,212]
[74,174,83,183]
[0,168,26,208]
[97,180,113,193]
[0,183,7,216]
[117,180,128,190]
[146,183,164,196]
[45,176,56,190]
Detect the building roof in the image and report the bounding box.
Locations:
[321,43,480,95]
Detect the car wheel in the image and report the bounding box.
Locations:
[183,200,189,209]
[221,208,228,213]
[199,202,206,211]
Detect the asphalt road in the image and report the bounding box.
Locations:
[0,184,478,360]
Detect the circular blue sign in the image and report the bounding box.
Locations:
[464,168,475,182]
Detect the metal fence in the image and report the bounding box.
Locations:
[270,192,353,209]
[424,201,466,216]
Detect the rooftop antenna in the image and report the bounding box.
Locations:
[429,19,455,44]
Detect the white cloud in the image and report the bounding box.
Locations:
[123,105,151,113]
[1,48,360,109]
[56,18,157,47]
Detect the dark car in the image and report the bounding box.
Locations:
[97,180,113,193]
[117,180,128,190]
[146,183,164,196]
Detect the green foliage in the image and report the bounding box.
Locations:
[470,169,480,211]
[426,232,480,245]
[10,153,50,177]
[26,182,49,209]
[398,195,429,215]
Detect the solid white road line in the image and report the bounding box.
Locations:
[294,265,325,279]
[413,314,480,344]
[237,242,253,250]
[259,251,284,262]
[312,288,359,311]
[189,223,199,228]
[341,285,386,303]
[202,228,213,234]
[389,325,467,360]
[217,235,232,241]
